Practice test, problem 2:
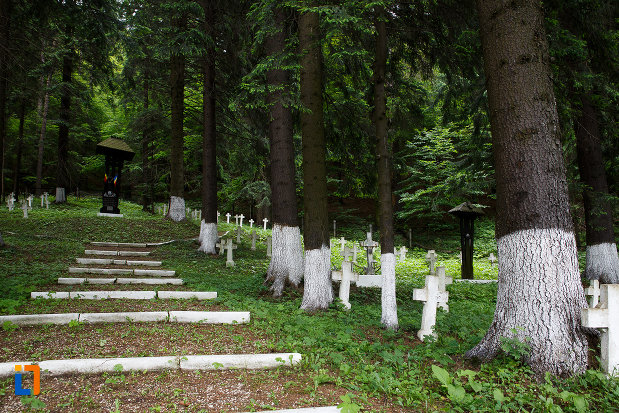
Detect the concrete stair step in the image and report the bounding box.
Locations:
[84,250,152,257]
[31,291,217,300]
[58,278,184,285]
[68,268,175,277]
[76,258,162,266]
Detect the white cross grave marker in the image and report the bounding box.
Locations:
[216,211,220,223]
[22,202,28,218]
[338,261,353,309]
[340,246,353,262]
[226,213,231,224]
[27,195,33,209]
[263,218,269,230]
[397,246,408,262]
[425,250,438,275]
[224,238,238,267]
[266,236,272,257]
[413,274,449,341]
[239,214,245,227]
[488,253,497,267]
[339,237,346,251]
[250,230,257,250]
[359,232,379,275]
[581,284,619,375]
[41,194,44,207]
[216,240,225,255]
[249,219,254,228]
[436,266,452,311]
[352,244,359,264]
[585,280,601,309]
[234,215,239,225]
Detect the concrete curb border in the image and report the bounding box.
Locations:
[58,277,184,285]
[0,352,300,377]
[241,408,341,413]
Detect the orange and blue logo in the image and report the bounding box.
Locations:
[14,365,40,396]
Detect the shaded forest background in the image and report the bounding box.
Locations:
[0,0,616,239]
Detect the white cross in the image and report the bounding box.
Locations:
[413,275,449,341]
[339,237,346,251]
[351,244,359,264]
[239,214,245,227]
[425,250,438,275]
[22,202,28,218]
[585,280,601,308]
[340,246,353,262]
[250,230,258,250]
[436,266,453,311]
[226,213,231,224]
[266,236,272,257]
[224,238,238,267]
[216,211,220,223]
[234,215,239,225]
[488,253,497,267]
[263,218,268,230]
[397,246,408,262]
[581,284,619,375]
[41,194,44,207]
[45,198,49,209]
[249,219,254,228]
[338,261,353,309]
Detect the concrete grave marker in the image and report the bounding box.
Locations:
[250,230,257,250]
[27,195,33,209]
[339,237,346,251]
[425,250,438,275]
[215,240,225,255]
[413,274,449,341]
[263,217,268,230]
[216,211,220,223]
[338,261,354,309]
[352,244,359,264]
[581,284,619,375]
[234,215,239,225]
[397,246,408,262]
[340,246,353,262]
[236,226,242,243]
[488,253,497,267]
[226,213,231,223]
[359,232,379,275]
[239,214,245,227]
[249,219,254,228]
[21,202,28,218]
[224,238,237,267]
[585,280,600,308]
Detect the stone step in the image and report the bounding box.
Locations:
[243,408,341,413]
[84,250,151,257]
[58,277,184,285]
[0,353,301,377]
[76,258,162,266]
[68,268,175,277]
[0,311,250,326]
[91,242,148,247]
[31,291,217,300]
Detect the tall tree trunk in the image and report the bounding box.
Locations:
[575,93,619,283]
[56,48,73,203]
[299,9,332,311]
[141,74,151,212]
[35,66,52,196]
[466,0,588,378]
[198,0,218,254]
[11,102,25,197]
[265,6,304,296]
[168,14,186,221]
[0,0,11,202]
[373,8,398,330]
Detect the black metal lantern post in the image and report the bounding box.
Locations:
[96,137,135,215]
[449,202,485,279]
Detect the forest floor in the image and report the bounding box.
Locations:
[0,197,616,412]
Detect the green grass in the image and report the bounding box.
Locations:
[0,197,617,412]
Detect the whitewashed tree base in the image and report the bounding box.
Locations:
[167,196,186,222]
[267,225,304,296]
[198,221,218,254]
[380,253,398,329]
[301,246,333,310]
[585,243,619,284]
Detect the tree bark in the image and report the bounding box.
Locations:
[0,0,11,202]
[575,94,619,283]
[35,65,52,196]
[56,46,73,202]
[198,0,218,254]
[299,9,332,311]
[373,8,398,330]
[11,102,25,197]
[168,14,186,221]
[265,6,304,296]
[467,0,588,378]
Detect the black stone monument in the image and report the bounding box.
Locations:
[449,202,485,279]
[96,137,135,215]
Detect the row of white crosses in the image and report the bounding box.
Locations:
[7,193,49,212]
[583,280,618,375]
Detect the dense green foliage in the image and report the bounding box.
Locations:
[1,0,615,232]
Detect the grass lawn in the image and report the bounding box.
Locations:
[0,197,616,412]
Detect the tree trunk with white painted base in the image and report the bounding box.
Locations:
[574,94,619,283]
[198,0,217,253]
[167,196,185,222]
[198,221,217,254]
[468,0,588,377]
[264,6,304,296]
[373,7,398,330]
[267,225,304,296]
[299,9,332,311]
